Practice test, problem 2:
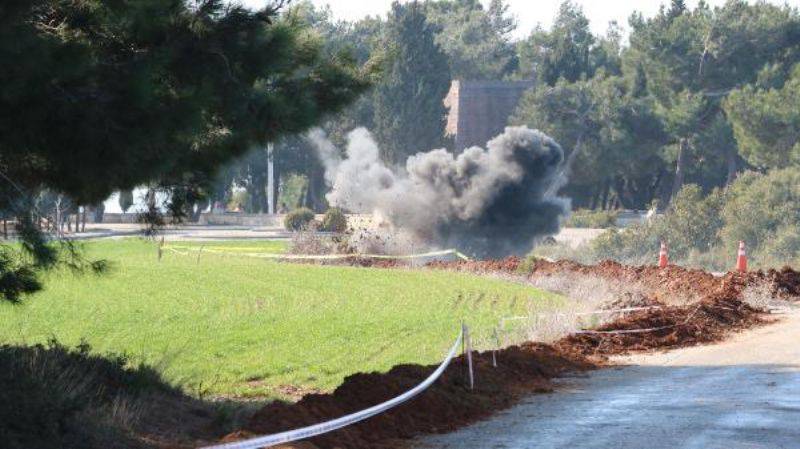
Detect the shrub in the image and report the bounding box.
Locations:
[759,225,800,264]
[320,208,348,233]
[589,225,659,265]
[565,209,618,228]
[227,189,249,212]
[284,208,315,231]
[721,168,800,260]
[657,185,725,258]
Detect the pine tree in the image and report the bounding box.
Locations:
[0,0,369,301]
[373,2,451,163]
[668,0,688,21]
[539,1,596,86]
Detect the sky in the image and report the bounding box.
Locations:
[240,0,800,38]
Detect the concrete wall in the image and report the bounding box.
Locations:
[198,213,284,227]
[445,80,535,152]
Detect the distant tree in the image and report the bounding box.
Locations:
[667,0,688,21]
[515,1,618,84]
[626,1,800,197]
[511,75,667,209]
[118,191,134,214]
[373,2,451,162]
[425,0,517,80]
[539,1,596,85]
[725,64,800,169]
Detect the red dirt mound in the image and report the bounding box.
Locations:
[558,295,761,356]
[240,344,592,449]
[220,260,799,449]
[427,258,795,357]
[427,256,522,274]
[746,266,800,299]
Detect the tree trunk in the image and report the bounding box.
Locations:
[671,138,689,200]
[304,167,327,212]
[93,203,106,223]
[81,207,86,232]
[649,170,663,208]
[600,182,611,210]
[191,198,207,222]
[589,185,600,210]
[249,166,268,214]
[55,196,62,233]
[725,145,738,188]
[272,164,280,214]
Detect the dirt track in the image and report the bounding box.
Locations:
[414,310,800,449]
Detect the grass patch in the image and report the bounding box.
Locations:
[0,239,563,398]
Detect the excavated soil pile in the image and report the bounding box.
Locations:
[426,256,522,274]
[223,259,800,449]
[749,266,800,299]
[557,294,760,356]
[532,260,721,302]
[430,258,800,356]
[232,344,592,449]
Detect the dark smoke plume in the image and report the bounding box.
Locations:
[310,126,569,259]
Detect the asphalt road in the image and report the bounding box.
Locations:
[414,311,800,449]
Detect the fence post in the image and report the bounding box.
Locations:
[196,244,205,264]
[462,323,474,391]
[492,327,499,368]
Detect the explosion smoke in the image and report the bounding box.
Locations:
[309,126,569,259]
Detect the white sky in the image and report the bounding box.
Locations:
[240,0,800,38]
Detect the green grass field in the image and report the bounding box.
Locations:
[0,239,563,398]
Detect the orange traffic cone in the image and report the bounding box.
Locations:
[736,241,748,272]
[658,241,668,268]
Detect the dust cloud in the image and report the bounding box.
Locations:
[309,126,569,258]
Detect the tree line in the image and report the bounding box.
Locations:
[221,0,799,214]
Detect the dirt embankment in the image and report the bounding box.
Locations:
[224,259,800,449]
[226,344,591,449]
[433,258,800,356]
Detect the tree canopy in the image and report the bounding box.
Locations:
[373,1,451,163]
[0,0,369,301]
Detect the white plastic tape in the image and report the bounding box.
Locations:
[199,330,464,449]
[572,324,677,335]
[168,246,469,261]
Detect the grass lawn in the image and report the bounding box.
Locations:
[0,239,563,398]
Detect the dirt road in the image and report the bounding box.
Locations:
[414,311,800,449]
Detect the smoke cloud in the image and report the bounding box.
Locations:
[309,126,569,259]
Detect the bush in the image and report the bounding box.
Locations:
[657,185,724,258]
[721,168,800,260]
[565,209,618,228]
[284,208,315,231]
[320,208,348,233]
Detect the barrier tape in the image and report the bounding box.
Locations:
[499,306,664,328]
[167,246,471,261]
[573,303,705,335]
[199,330,464,449]
[572,324,676,335]
[499,304,692,337]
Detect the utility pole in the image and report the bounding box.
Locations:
[267,143,275,214]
